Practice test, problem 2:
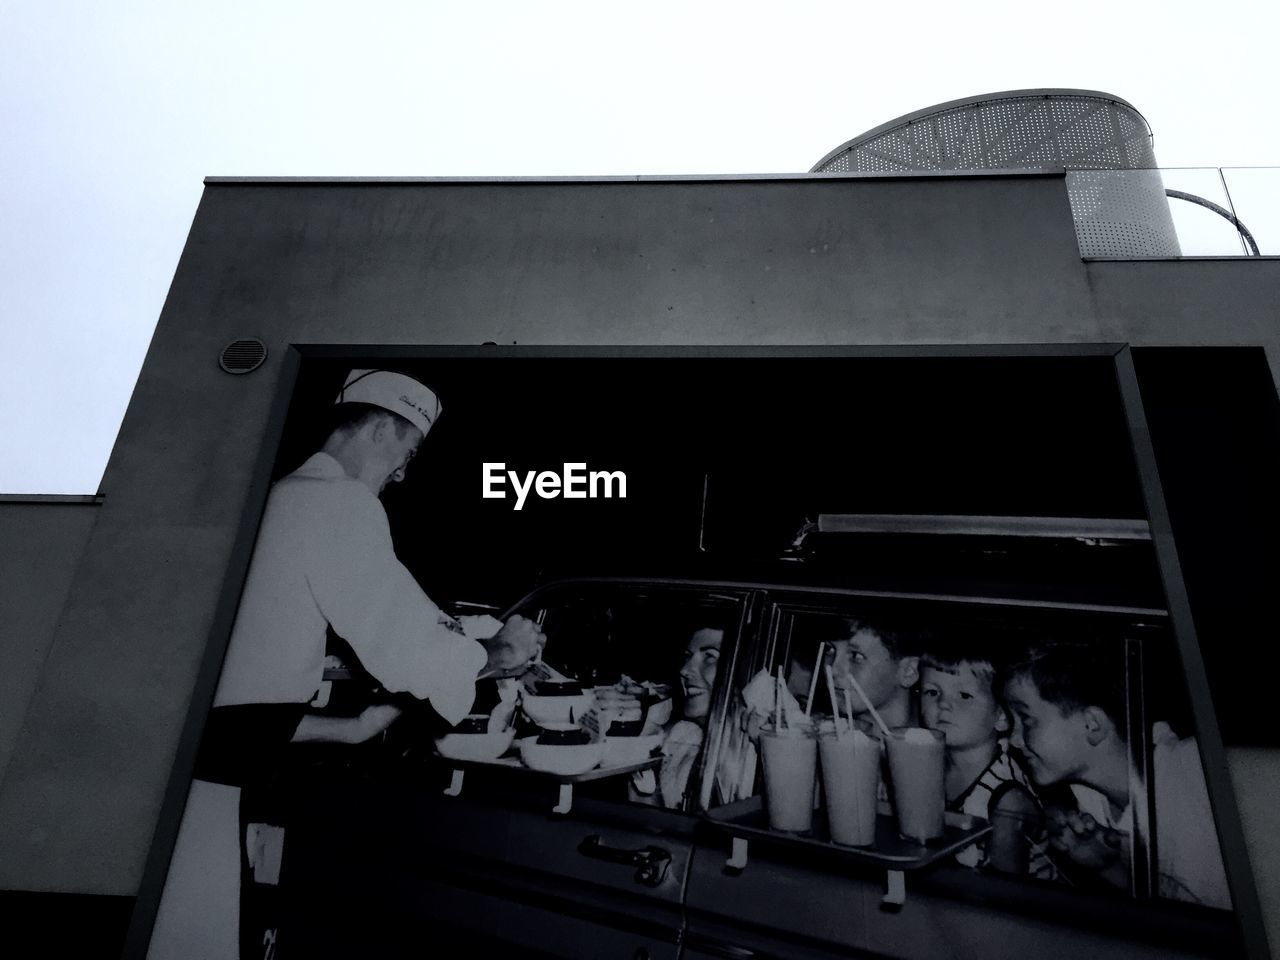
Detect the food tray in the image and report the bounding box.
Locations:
[437,753,660,784]
[705,796,990,871]
[436,753,661,814]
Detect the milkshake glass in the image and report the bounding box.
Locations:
[819,728,881,846]
[759,724,818,833]
[885,726,945,844]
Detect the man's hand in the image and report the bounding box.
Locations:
[593,686,644,716]
[478,614,546,679]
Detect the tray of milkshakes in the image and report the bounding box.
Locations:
[433,662,671,784]
[705,701,989,871]
[706,798,989,870]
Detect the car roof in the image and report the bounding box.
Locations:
[511,533,1167,618]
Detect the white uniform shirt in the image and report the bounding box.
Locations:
[152,453,488,960]
[212,452,486,726]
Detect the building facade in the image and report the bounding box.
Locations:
[1,166,1278,958]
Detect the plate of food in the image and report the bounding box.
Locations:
[519,722,605,775]
[521,680,596,725]
[434,698,518,761]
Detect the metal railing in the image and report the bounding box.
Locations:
[1066,167,1278,258]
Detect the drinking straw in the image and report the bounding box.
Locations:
[737,735,758,799]
[775,665,785,731]
[843,670,892,739]
[804,642,826,719]
[844,690,855,737]
[823,663,845,740]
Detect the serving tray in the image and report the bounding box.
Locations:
[704,796,991,906]
[435,753,661,814]
[706,795,989,868]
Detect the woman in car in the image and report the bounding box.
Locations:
[627,622,725,809]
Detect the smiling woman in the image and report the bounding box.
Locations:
[647,623,728,809]
[679,626,723,722]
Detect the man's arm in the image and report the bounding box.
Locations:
[292,704,404,744]
[305,487,488,725]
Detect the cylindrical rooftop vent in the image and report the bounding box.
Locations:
[812,89,1180,258]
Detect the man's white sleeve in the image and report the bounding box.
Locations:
[306,488,487,725]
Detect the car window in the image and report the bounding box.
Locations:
[707,595,1224,908]
[502,584,749,813]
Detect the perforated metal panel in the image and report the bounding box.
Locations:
[812,90,1181,257]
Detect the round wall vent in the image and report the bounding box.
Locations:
[219,339,268,374]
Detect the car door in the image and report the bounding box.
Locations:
[682,572,1242,960]
[281,580,756,959]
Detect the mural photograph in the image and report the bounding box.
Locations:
[141,353,1241,960]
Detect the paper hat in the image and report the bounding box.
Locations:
[335,369,442,437]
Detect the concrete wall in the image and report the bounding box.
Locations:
[2,173,1278,912]
[0,499,99,790]
[1231,751,1280,954]
[1089,259,1280,388]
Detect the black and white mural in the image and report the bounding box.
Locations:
[142,354,1240,960]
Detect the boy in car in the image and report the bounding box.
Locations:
[1003,641,1231,907]
[828,615,921,730]
[918,639,1044,873]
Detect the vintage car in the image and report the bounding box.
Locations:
[276,518,1242,959]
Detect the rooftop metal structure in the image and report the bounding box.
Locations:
[812,89,1182,258]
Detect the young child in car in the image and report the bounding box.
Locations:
[827,615,921,731]
[918,640,1045,873]
[1003,641,1231,907]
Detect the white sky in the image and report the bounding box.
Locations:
[2,0,1277,493]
